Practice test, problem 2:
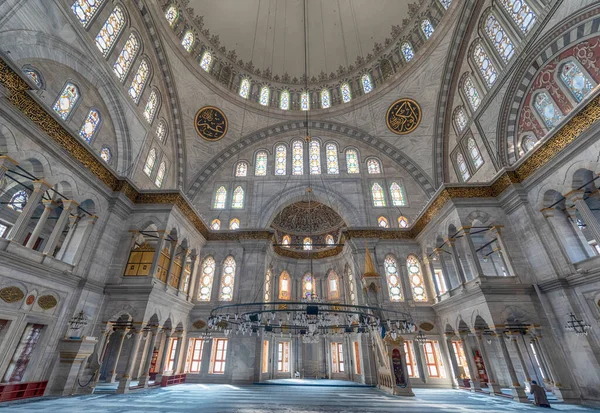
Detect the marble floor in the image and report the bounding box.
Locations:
[1,385,598,412]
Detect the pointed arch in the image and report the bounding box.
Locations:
[219,256,236,301]
[52,82,80,120]
[72,0,106,27]
[113,32,140,81]
[232,186,244,209]
[214,186,227,209]
[378,216,389,228]
[326,143,339,174]
[275,144,287,175]
[95,5,126,56]
[198,256,215,301]
[303,237,312,251]
[279,271,291,300]
[371,183,386,207]
[78,108,101,143]
[282,235,291,247]
[327,270,340,300]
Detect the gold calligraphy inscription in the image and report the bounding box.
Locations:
[386,98,421,135]
[194,106,228,141]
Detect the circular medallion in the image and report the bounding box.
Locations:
[26,295,35,305]
[0,286,25,303]
[192,320,207,330]
[37,295,58,310]
[194,106,228,141]
[386,98,421,135]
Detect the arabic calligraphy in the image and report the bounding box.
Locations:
[386,98,421,135]
[194,106,228,141]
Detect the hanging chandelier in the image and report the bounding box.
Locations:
[565,312,591,336]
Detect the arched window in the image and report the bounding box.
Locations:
[346,149,359,173]
[200,51,212,72]
[326,143,339,174]
[401,42,414,62]
[239,78,250,99]
[346,265,356,303]
[340,83,352,103]
[113,33,140,81]
[407,255,428,302]
[95,6,126,56]
[309,140,321,175]
[327,270,340,300]
[280,90,290,110]
[279,271,291,300]
[181,31,194,52]
[72,0,106,27]
[467,137,483,169]
[398,216,409,228]
[100,146,112,163]
[522,135,536,152]
[274,145,287,176]
[282,235,291,248]
[326,234,335,245]
[321,89,331,109]
[8,190,28,212]
[143,90,160,124]
[235,161,248,177]
[456,152,470,182]
[198,256,215,301]
[229,218,240,230]
[533,91,564,130]
[155,161,167,187]
[143,148,156,176]
[214,186,227,209]
[302,272,315,299]
[367,159,381,174]
[292,140,304,175]
[165,4,178,26]
[78,109,101,143]
[128,59,150,103]
[255,151,268,176]
[390,182,406,206]
[156,119,167,142]
[560,61,594,103]
[385,255,403,301]
[454,106,468,133]
[259,86,270,106]
[463,75,481,111]
[372,183,386,207]
[52,82,80,120]
[473,42,497,88]
[303,237,312,251]
[210,219,221,230]
[499,0,536,34]
[421,19,434,39]
[484,14,514,63]
[300,91,310,111]
[439,0,452,10]
[378,216,389,228]
[361,73,373,94]
[264,267,272,302]
[23,67,43,89]
[231,186,244,209]
[219,256,236,301]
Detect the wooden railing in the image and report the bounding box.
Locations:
[0,381,47,402]
[160,374,186,387]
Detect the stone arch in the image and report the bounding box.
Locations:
[0,123,19,154]
[466,210,491,226]
[571,168,597,192]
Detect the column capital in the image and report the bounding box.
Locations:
[61,199,80,209]
[458,226,472,233]
[564,189,585,202]
[489,225,504,233]
[42,199,58,208]
[445,237,456,246]
[540,207,555,218]
[433,248,444,255]
[32,180,52,191]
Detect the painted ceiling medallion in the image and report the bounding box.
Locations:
[0,286,25,303]
[386,98,421,135]
[194,106,228,141]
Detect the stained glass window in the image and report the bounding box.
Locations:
[264,267,272,302]
[341,83,352,103]
[407,255,427,302]
[398,216,409,228]
[155,161,166,187]
[72,0,105,27]
[326,235,334,245]
[439,0,452,10]
[232,186,244,209]
[78,109,101,143]
[560,61,594,103]
[128,59,150,103]
[401,42,414,62]
[210,219,220,230]
[113,33,140,81]
[292,140,304,175]
[372,183,386,207]
[219,256,236,301]
[229,218,240,230]
[463,76,481,111]
[23,68,42,88]
[255,151,267,176]
[347,265,356,303]
[214,186,227,209]
[421,19,434,39]
[235,161,248,177]
[326,143,339,174]
[143,90,160,124]
[467,137,483,169]
[200,51,212,72]
[328,270,340,300]
[275,145,286,176]
[367,159,381,174]
[303,237,312,251]
[378,216,389,228]
[473,43,497,88]
[321,89,331,109]
[100,146,112,163]
[52,82,79,120]
[259,86,270,106]
[457,152,470,182]
[390,182,406,206]
[282,235,291,248]
[533,91,564,130]
[385,255,403,301]
[156,119,167,142]
[95,6,126,57]
[309,141,321,175]
[143,148,156,176]
[280,90,290,110]
[302,272,314,298]
[239,78,250,99]
[300,91,310,111]
[522,135,536,152]
[181,31,194,52]
[499,0,536,34]
[361,73,373,94]
[165,4,178,26]
[8,190,28,212]
[454,106,468,133]
[346,149,359,173]
[279,271,291,300]
[198,256,215,301]
[485,14,514,63]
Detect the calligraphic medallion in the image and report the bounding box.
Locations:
[194,106,228,141]
[37,295,58,310]
[0,286,25,303]
[386,98,421,135]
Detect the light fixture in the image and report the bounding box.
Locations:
[415,330,428,344]
[68,310,88,337]
[565,312,591,336]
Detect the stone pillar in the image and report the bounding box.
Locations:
[495,330,528,402]
[164,240,178,287]
[509,332,531,384]
[566,190,600,243]
[445,335,461,388]
[138,328,159,388]
[461,227,484,277]
[447,238,467,286]
[534,334,564,400]
[154,330,172,383]
[413,340,427,383]
[47,337,98,396]
[65,215,98,265]
[434,248,453,292]
[55,215,79,258]
[177,249,190,292]
[149,234,168,279]
[106,329,127,383]
[530,337,551,385]
[25,199,55,248]
[187,253,199,300]
[0,156,18,182]
[475,330,501,394]
[565,207,595,257]
[116,330,143,394]
[7,180,51,243]
[459,332,481,391]
[42,199,78,257]
[424,257,441,300]
[489,226,516,276]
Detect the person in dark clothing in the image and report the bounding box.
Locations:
[530,380,551,408]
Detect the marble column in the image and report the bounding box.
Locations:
[55,215,80,260]
[424,257,441,300]
[489,226,516,276]
[149,234,168,280]
[154,330,172,383]
[445,335,461,388]
[459,332,481,391]
[7,180,51,243]
[172,332,185,374]
[177,249,190,292]
[509,333,531,384]
[495,330,528,402]
[164,240,178,287]
[25,199,55,248]
[447,238,467,286]
[65,215,98,265]
[566,190,600,244]
[433,248,453,292]
[534,334,564,400]
[138,328,159,388]
[0,156,18,182]
[42,199,78,257]
[413,340,427,383]
[187,254,199,300]
[461,227,484,277]
[106,329,127,383]
[475,330,501,394]
[117,330,143,394]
